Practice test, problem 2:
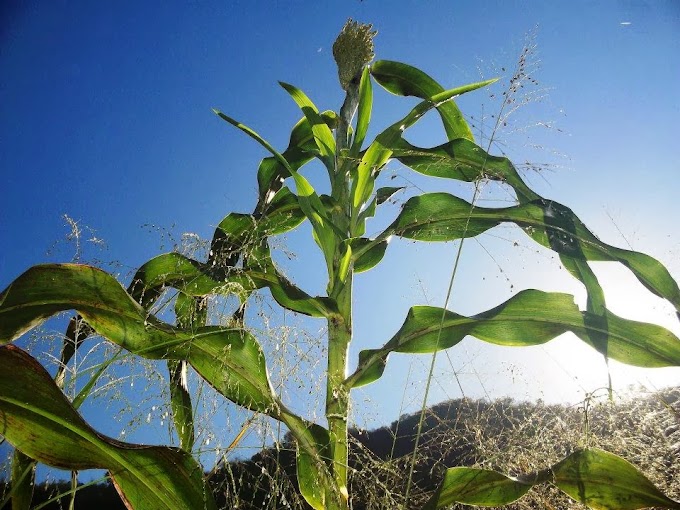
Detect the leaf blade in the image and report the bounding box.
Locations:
[553,449,680,510]
[0,345,217,510]
[0,264,278,414]
[371,60,480,141]
[347,289,680,388]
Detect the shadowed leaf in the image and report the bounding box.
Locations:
[0,345,217,510]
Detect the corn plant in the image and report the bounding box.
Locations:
[1,20,679,510]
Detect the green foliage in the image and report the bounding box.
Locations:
[0,345,216,510]
[1,20,679,510]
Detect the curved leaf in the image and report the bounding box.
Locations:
[347,289,680,388]
[169,293,205,451]
[214,109,342,273]
[391,137,539,203]
[553,449,680,510]
[0,264,278,413]
[382,193,680,309]
[351,238,388,273]
[423,468,532,509]
[130,251,334,318]
[279,82,336,165]
[1,265,337,510]
[423,448,680,509]
[0,345,217,510]
[350,77,497,214]
[255,111,337,204]
[282,413,335,510]
[371,60,477,141]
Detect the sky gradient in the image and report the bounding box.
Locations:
[2,0,679,472]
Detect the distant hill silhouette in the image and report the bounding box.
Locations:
[2,388,678,509]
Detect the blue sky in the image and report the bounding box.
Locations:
[2,0,680,473]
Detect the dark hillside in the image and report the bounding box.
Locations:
[3,388,678,509]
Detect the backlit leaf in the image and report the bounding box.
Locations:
[347,290,680,388]
[279,82,336,165]
[382,193,680,309]
[351,66,373,156]
[0,264,278,413]
[391,137,539,203]
[371,60,478,141]
[423,467,532,509]
[553,449,680,510]
[423,448,680,509]
[0,345,217,510]
[350,77,497,212]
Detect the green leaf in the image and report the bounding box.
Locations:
[0,345,217,510]
[213,109,340,266]
[423,467,532,509]
[371,60,487,141]
[168,293,203,451]
[279,82,336,165]
[391,137,539,203]
[130,251,334,317]
[256,112,337,203]
[351,66,373,156]
[292,420,334,510]
[553,449,680,510]
[347,289,680,388]
[9,449,35,510]
[338,242,353,283]
[423,448,680,509]
[216,107,340,270]
[375,186,404,205]
[0,264,279,414]
[350,77,497,213]
[382,193,680,309]
[355,197,377,237]
[213,109,295,175]
[351,137,389,210]
[258,186,307,235]
[351,238,388,273]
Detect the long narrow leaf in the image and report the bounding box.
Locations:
[391,137,539,203]
[0,264,278,413]
[350,66,373,156]
[347,289,680,388]
[256,111,337,204]
[371,60,478,141]
[350,77,497,213]
[0,263,336,510]
[422,468,532,509]
[213,108,341,271]
[169,293,205,451]
[553,449,680,510]
[0,345,217,510]
[423,448,680,509]
[381,193,680,309]
[130,251,335,317]
[279,82,336,164]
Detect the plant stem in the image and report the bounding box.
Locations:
[326,78,359,508]
[326,280,352,505]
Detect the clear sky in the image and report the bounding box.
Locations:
[2,0,679,472]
